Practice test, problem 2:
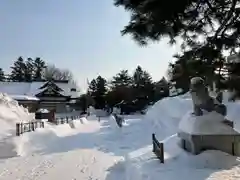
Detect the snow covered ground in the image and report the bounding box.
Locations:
[0,93,34,159]
[125,92,240,180]
[0,92,240,179]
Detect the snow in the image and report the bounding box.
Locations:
[55,110,82,118]
[179,111,238,135]
[125,92,240,180]
[0,91,240,179]
[0,93,34,159]
[0,93,33,138]
[9,95,40,101]
[0,81,80,99]
[37,108,50,113]
[125,134,240,180]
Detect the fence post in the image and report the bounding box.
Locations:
[160,143,164,163]
[20,123,23,134]
[152,133,156,152]
[41,121,44,128]
[32,122,35,131]
[66,117,69,123]
[16,123,20,136]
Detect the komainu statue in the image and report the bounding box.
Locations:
[190,77,226,116]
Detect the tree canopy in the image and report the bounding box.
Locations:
[114,0,240,62]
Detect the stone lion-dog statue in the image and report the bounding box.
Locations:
[190,77,226,116]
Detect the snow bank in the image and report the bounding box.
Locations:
[126,91,240,180]
[125,134,240,180]
[16,119,100,156]
[145,94,192,137]
[0,93,33,139]
[55,111,82,118]
[179,111,238,135]
[0,93,34,159]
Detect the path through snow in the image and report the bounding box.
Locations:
[0,149,123,180]
[0,116,146,180]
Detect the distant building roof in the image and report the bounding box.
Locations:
[0,81,80,99]
[8,95,40,101]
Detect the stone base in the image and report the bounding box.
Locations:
[178,131,240,156]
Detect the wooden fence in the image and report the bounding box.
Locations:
[16,114,85,136]
[152,133,164,163]
[55,115,82,125]
[16,121,44,136]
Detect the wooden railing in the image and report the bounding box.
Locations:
[152,133,164,163]
[55,115,82,125]
[16,114,86,136]
[16,121,44,136]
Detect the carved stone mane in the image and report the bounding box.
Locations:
[190,77,226,116]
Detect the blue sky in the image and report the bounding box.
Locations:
[0,0,180,92]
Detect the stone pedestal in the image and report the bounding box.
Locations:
[178,131,240,156]
[178,112,240,156]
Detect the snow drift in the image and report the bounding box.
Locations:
[0,93,34,159]
[126,92,240,180]
[0,93,33,139]
[145,94,192,137]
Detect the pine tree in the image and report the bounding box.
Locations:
[132,66,154,108]
[114,0,240,91]
[133,66,144,88]
[88,79,98,96]
[24,58,34,82]
[76,94,95,113]
[111,70,132,88]
[88,76,107,109]
[0,68,5,81]
[10,57,26,82]
[107,70,133,107]
[33,57,46,81]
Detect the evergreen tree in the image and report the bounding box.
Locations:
[76,94,95,113]
[107,70,133,107]
[33,57,46,81]
[111,70,132,88]
[88,76,107,109]
[10,57,26,82]
[114,0,240,90]
[132,66,154,108]
[24,58,34,82]
[88,79,98,96]
[154,77,169,100]
[0,68,5,81]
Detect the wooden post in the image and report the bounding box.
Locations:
[42,121,44,128]
[16,123,20,136]
[160,143,164,163]
[32,122,35,131]
[20,123,23,134]
[66,117,69,123]
[152,133,155,152]
[152,133,164,163]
